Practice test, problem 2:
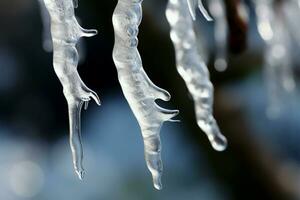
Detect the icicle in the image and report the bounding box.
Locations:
[255,0,295,118]
[166,0,227,151]
[43,0,100,179]
[208,0,228,72]
[112,0,179,190]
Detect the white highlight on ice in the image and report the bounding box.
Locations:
[42,0,100,179]
[187,0,213,21]
[112,0,179,190]
[166,0,227,151]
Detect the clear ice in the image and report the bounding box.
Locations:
[43,0,100,179]
[166,0,227,151]
[255,0,295,117]
[112,0,179,190]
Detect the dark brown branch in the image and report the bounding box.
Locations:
[224,0,248,54]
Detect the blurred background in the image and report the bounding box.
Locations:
[1,0,300,199]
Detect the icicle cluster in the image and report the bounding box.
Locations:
[43,0,100,179]
[254,0,295,117]
[112,0,179,190]
[166,0,227,151]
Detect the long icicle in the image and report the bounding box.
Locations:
[166,0,227,151]
[43,0,100,179]
[112,0,179,190]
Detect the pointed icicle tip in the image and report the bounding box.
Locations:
[81,28,98,38]
[209,134,228,151]
[153,173,163,190]
[198,0,213,21]
[89,91,101,106]
[82,90,101,110]
[187,0,197,20]
[76,169,85,180]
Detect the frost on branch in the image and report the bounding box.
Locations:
[166,0,227,151]
[43,0,100,179]
[112,0,179,190]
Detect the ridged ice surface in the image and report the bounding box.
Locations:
[43,0,100,179]
[166,0,227,151]
[255,0,295,117]
[112,0,179,190]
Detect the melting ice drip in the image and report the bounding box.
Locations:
[43,0,101,179]
[255,0,295,117]
[112,0,179,190]
[166,0,227,151]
